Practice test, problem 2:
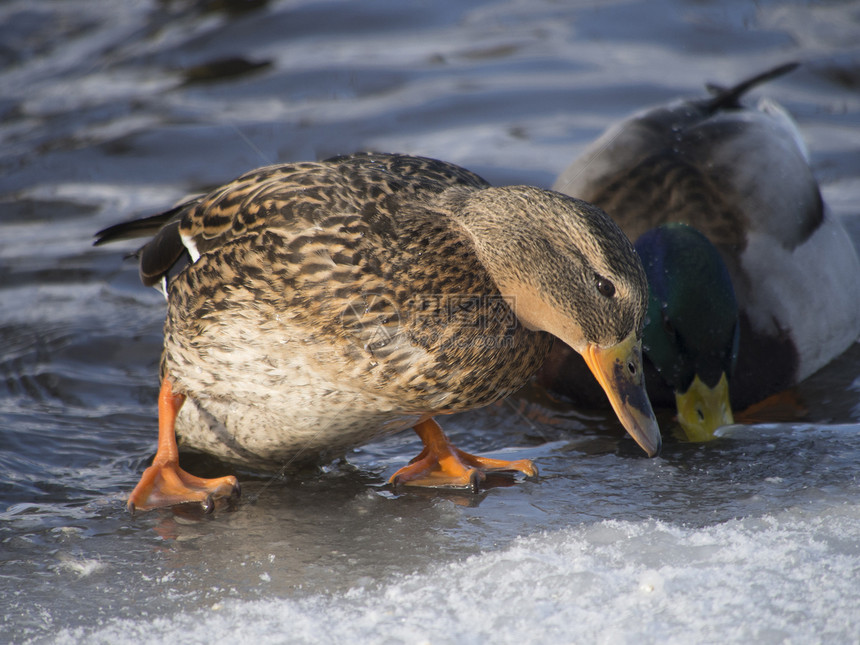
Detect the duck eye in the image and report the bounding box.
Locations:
[596,276,616,298]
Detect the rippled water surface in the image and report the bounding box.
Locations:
[2,1,859,643]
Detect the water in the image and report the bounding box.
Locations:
[2,0,859,642]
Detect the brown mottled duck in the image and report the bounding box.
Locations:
[96,152,660,513]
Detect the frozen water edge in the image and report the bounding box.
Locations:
[54,503,860,645]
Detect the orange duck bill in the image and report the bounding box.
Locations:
[582,331,662,457]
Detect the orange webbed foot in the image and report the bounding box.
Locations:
[389,418,538,492]
[128,377,240,514]
[128,461,240,514]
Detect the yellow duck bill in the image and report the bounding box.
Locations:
[675,372,734,442]
[583,332,662,457]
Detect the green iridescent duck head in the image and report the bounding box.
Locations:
[635,223,739,441]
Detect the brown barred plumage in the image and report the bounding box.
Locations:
[97,152,658,511]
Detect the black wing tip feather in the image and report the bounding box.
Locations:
[138,219,187,287]
[94,201,197,287]
[704,61,800,112]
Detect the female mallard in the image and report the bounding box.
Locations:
[540,63,860,441]
[97,152,660,513]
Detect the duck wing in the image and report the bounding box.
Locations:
[553,62,818,253]
[95,153,489,288]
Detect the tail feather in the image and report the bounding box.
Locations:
[704,61,800,112]
[94,202,187,245]
[94,199,199,287]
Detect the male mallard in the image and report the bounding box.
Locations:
[540,63,860,441]
[97,152,660,513]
